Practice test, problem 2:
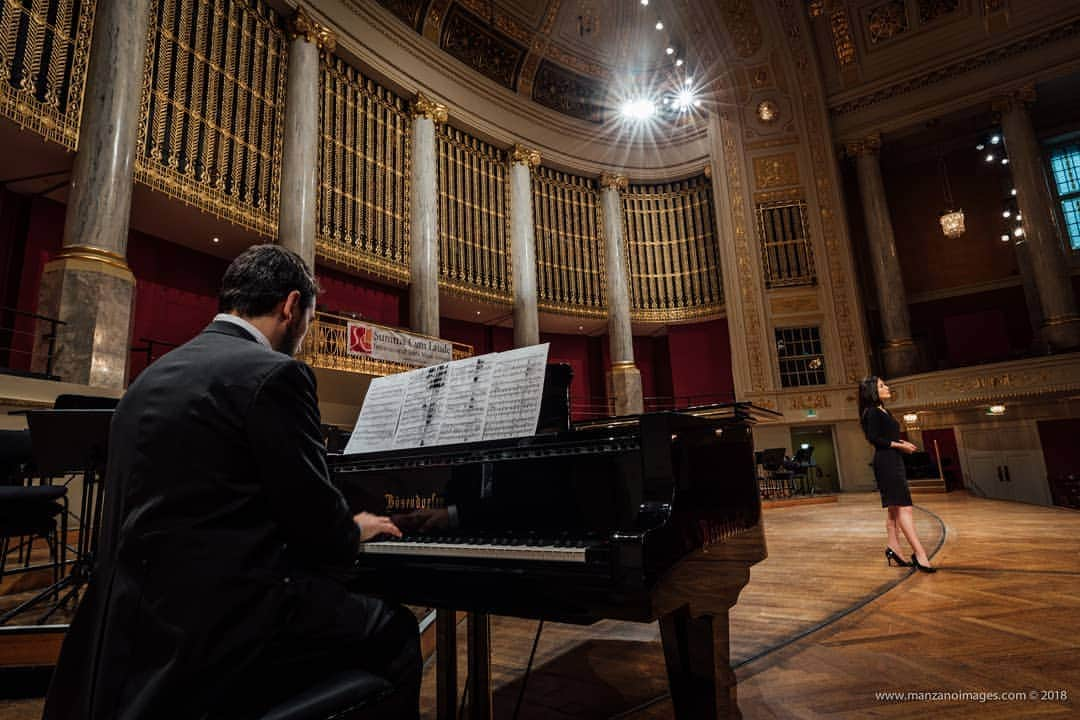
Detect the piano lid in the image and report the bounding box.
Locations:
[572,402,782,432]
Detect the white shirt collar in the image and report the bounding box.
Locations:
[213,313,272,349]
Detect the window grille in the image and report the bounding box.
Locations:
[756,200,816,287]
[776,326,826,387]
[1048,144,1080,251]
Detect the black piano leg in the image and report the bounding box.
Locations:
[659,606,741,719]
[466,612,492,720]
[436,609,458,720]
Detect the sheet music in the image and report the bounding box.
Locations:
[347,344,550,453]
[435,356,496,445]
[344,373,408,454]
[392,364,450,448]
[482,344,550,441]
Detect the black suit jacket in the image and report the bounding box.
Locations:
[44,321,361,720]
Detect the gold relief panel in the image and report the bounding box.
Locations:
[749,64,772,90]
[887,355,1080,410]
[719,111,767,393]
[865,0,908,45]
[753,153,800,189]
[770,294,819,315]
[787,393,831,411]
[828,7,857,67]
[754,187,802,203]
[718,0,764,58]
[0,0,97,151]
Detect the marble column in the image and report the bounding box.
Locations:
[409,94,447,337]
[599,173,643,415]
[279,8,335,268]
[509,145,541,348]
[848,135,920,377]
[995,86,1080,350]
[33,0,153,388]
[1012,240,1045,350]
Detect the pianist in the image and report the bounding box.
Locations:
[44,245,420,720]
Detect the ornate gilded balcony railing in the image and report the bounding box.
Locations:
[316,56,410,281]
[298,311,472,377]
[532,166,606,318]
[134,0,287,237]
[0,0,97,150]
[623,174,724,322]
[437,124,510,303]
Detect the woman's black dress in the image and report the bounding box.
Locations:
[862,407,911,508]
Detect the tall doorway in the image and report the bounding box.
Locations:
[790,425,840,493]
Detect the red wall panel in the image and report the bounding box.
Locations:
[315,265,405,327]
[667,319,735,405]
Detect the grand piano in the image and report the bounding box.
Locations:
[329,366,772,719]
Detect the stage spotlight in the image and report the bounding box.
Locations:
[990,134,1001,144]
[655,20,663,30]
[985,153,995,162]
[620,98,656,120]
[675,58,684,66]
[674,88,697,112]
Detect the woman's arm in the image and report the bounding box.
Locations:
[864,409,900,450]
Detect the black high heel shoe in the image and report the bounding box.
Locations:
[885,547,911,567]
[911,554,937,573]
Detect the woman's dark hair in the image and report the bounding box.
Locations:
[218,245,318,316]
[858,376,883,434]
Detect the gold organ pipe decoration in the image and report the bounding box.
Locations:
[531,167,606,318]
[135,0,286,237]
[622,174,724,322]
[315,56,410,280]
[435,124,509,302]
[0,0,97,150]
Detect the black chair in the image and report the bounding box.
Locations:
[0,483,69,624]
[254,670,397,720]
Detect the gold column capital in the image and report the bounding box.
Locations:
[843,133,881,158]
[599,173,628,191]
[287,6,337,52]
[511,144,541,167]
[991,84,1036,113]
[411,93,449,123]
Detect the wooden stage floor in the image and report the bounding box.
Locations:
[2,492,1077,719]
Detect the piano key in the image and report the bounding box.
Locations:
[357,540,590,563]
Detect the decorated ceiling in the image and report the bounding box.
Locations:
[371,0,694,123]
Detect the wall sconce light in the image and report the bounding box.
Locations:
[987,404,1006,416]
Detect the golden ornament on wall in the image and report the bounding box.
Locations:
[753,153,799,189]
[757,100,779,123]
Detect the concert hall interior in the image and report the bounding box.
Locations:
[1,0,1080,717]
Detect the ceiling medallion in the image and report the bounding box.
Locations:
[757,100,779,123]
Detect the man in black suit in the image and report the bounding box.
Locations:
[45,245,420,719]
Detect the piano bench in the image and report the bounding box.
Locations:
[256,670,395,720]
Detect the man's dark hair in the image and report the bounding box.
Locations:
[218,244,319,316]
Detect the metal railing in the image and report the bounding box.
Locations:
[129,337,180,369]
[297,312,473,376]
[0,307,64,380]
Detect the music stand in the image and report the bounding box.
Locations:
[1,410,112,624]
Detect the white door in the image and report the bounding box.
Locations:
[1001,451,1050,505]
[966,453,1011,501]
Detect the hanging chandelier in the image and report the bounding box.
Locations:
[938,155,965,238]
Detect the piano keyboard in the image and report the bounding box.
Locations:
[358,537,592,563]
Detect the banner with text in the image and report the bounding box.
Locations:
[346,322,453,367]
